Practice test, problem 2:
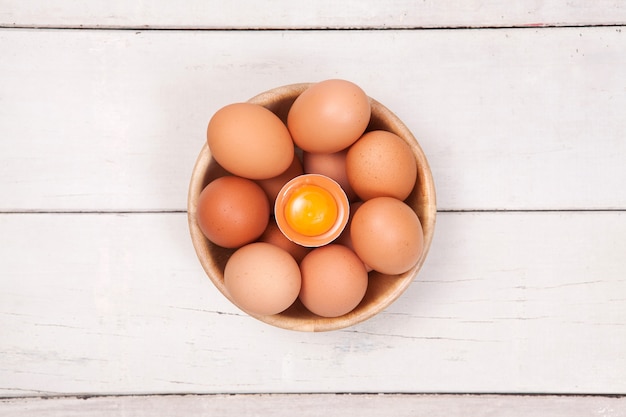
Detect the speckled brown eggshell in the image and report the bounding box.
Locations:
[299,244,369,318]
[207,102,295,180]
[196,176,270,249]
[224,242,302,316]
[346,130,417,201]
[350,197,424,275]
[287,79,371,153]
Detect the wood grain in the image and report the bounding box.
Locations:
[1,0,625,29]
[0,27,624,212]
[1,394,624,417]
[1,212,624,396]
[2,1,626,406]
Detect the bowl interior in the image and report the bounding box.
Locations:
[188,83,436,332]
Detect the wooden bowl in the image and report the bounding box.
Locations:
[188,83,436,332]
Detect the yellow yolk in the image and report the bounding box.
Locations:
[284,184,338,236]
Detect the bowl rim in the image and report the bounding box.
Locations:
[188,82,437,332]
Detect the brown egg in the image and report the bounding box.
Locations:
[303,150,357,202]
[257,218,311,263]
[346,130,417,201]
[350,197,424,275]
[196,176,269,248]
[256,154,304,210]
[224,242,301,316]
[207,102,295,180]
[287,79,371,153]
[299,244,368,318]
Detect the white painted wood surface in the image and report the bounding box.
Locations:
[1,0,626,29]
[1,27,625,211]
[1,1,625,414]
[1,212,625,396]
[1,394,625,417]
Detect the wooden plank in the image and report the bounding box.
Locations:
[0,211,624,396]
[0,394,624,417]
[1,1,625,29]
[1,27,625,211]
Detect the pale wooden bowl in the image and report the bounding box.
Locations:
[188,83,436,332]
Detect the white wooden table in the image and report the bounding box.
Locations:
[1,2,625,415]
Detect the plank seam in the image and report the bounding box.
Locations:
[1,392,624,401]
[438,209,626,213]
[0,210,188,214]
[0,209,624,215]
[0,24,624,31]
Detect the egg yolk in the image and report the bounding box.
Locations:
[284,184,338,236]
